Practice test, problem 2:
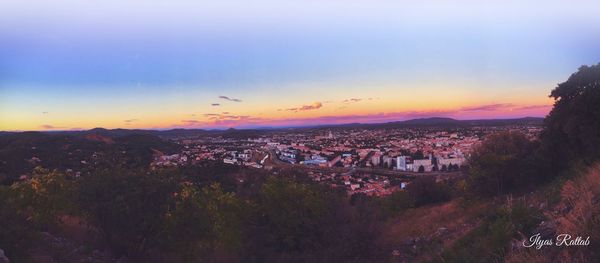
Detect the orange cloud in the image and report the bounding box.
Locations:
[286,102,323,112]
[343,98,362,103]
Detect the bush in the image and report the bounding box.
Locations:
[0,186,37,262]
[77,169,178,256]
[242,176,382,262]
[165,183,246,261]
[406,177,451,206]
[468,131,539,197]
[378,190,415,217]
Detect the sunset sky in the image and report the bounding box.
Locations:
[1,0,600,130]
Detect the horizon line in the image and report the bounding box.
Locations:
[1,116,545,133]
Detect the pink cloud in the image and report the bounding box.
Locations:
[168,102,552,129]
[515,104,552,110]
[460,103,513,111]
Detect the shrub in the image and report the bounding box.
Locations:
[468,131,539,196]
[406,177,451,206]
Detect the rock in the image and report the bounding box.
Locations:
[0,249,9,263]
[392,249,401,256]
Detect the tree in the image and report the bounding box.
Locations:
[77,169,177,256]
[413,150,425,160]
[165,183,245,261]
[418,165,425,173]
[541,63,600,171]
[255,177,328,253]
[468,131,538,196]
[10,168,76,227]
[243,177,382,262]
[406,176,451,206]
[0,168,76,261]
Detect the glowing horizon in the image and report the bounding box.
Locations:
[1,1,599,131]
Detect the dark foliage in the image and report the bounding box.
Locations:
[541,63,600,172]
[77,169,179,256]
[468,131,540,196]
[406,176,451,206]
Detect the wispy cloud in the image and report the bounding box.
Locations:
[343,98,363,103]
[181,120,201,124]
[123,119,138,126]
[515,104,552,110]
[218,96,242,102]
[40,124,57,129]
[176,114,265,128]
[460,103,513,111]
[286,102,323,112]
[211,103,220,106]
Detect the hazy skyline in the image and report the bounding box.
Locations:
[2,0,600,130]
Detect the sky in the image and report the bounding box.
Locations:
[1,0,600,131]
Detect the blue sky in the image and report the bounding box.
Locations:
[1,0,599,130]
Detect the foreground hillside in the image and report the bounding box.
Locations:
[0,132,181,184]
[1,161,598,263]
[376,164,600,263]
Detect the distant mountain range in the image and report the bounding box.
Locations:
[290,116,544,130]
[0,117,544,138]
[357,116,543,128]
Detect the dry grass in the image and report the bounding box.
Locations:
[385,199,488,240]
[506,163,600,263]
[505,249,547,263]
[380,199,490,261]
[556,164,600,235]
[553,163,600,262]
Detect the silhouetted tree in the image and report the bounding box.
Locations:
[541,63,600,172]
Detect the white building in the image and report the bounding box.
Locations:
[437,157,466,170]
[413,159,433,172]
[396,156,407,171]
